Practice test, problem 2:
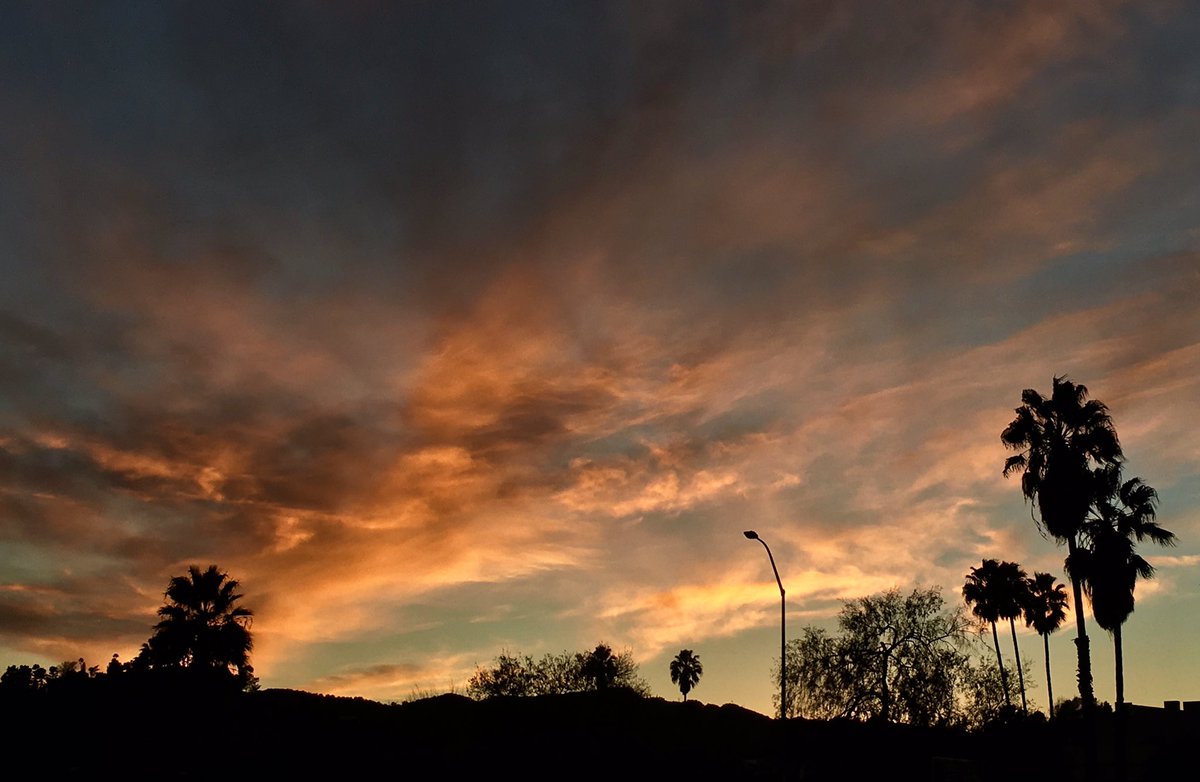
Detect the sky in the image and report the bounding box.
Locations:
[1,1,1199,716]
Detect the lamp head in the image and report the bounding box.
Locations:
[743,530,758,540]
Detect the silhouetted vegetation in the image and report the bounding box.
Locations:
[1069,465,1176,707]
[1,565,257,701]
[776,586,1027,728]
[963,559,1030,711]
[467,643,649,699]
[669,649,703,701]
[132,564,257,690]
[8,676,1191,780]
[1022,572,1069,718]
[1002,375,1123,707]
[1003,377,1179,715]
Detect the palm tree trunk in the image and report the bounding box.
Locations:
[1043,632,1054,718]
[990,621,1010,707]
[1009,617,1027,712]
[1115,622,1128,782]
[1066,536,1095,706]
[1114,623,1124,707]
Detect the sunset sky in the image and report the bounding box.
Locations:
[2,1,1199,715]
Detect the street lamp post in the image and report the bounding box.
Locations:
[744,530,785,719]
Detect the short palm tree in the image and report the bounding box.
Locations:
[963,559,1011,707]
[1070,468,1176,706]
[1001,376,1123,706]
[581,644,618,690]
[669,649,703,701]
[1022,572,1069,717]
[142,565,253,682]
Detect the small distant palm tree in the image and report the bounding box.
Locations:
[1022,572,1069,717]
[669,649,703,701]
[963,559,1011,707]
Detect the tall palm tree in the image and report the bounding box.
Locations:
[1070,468,1176,707]
[143,565,253,682]
[1022,572,1069,717]
[993,560,1031,712]
[1001,376,1123,706]
[669,649,703,701]
[963,559,1011,707]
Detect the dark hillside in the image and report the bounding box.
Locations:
[4,684,1195,780]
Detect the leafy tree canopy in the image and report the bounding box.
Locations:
[467,644,649,699]
[776,587,1026,728]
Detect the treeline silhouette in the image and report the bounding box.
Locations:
[3,564,255,698]
[467,643,650,698]
[4,675,1196,780]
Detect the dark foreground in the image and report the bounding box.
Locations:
[4,685,1195,780]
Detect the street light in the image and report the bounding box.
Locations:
[744,530,786,719]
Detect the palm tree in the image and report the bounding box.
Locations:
[142,565,253,683]
[669,649,703,701]
[993,560,1031,712]
[1001,376,1123,706]
[1022,572,1069,717]
[581,644,618,690]
[963,559,1011,707]
[1070,468,1176,707]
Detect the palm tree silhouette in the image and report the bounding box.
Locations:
[963,559,1012,708]
[1022,572,1068,717]
[1001,376,1122,706]
[581,644,618,690]
[994,560,1031,712]
[669,649,703,701]
[1070,468,1176,707]
[143,565,253,682]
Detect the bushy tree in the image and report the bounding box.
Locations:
[465,652,538,698]
[958,656,1032,730]
[776,587,972,725]
[467,644,649,699]
[0,663,48,694]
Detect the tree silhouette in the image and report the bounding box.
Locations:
[994,561,1030,713]
[467,645,649,698]
[1001,376,1122,706]
[669,650,703,701]
[1069,468,1176,707]
[1021,572,1069,717]
[779,587,970,725]
[581,644,618,690]
[139,565,254,687]
[962,560,1012,708]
